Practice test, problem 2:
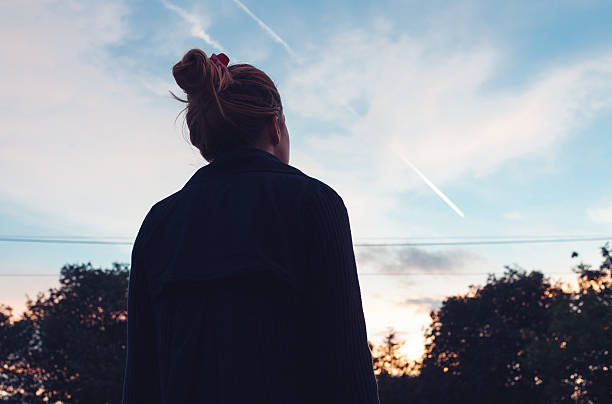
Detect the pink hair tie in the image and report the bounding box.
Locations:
[210,53,230,71]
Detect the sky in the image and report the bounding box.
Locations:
[1,0,612,360]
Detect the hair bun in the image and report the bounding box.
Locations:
[172,48,212,96]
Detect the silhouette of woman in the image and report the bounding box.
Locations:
[121,48,380,404]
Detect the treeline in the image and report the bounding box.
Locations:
[0,264,128,403]
[0,246,610,403]
[373,245,611,403]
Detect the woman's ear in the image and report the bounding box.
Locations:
[267,115,281,145]
[273,115,281,138]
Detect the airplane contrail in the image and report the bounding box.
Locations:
[232,0,297,59]
[161,0,224,51]
[387,143,465,218]
[339,106,464,218]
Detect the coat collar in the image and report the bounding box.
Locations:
[183,146,302,189]
[211,146,283,167]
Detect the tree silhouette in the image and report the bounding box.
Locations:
[370,327,420,403]
[1,246,610,403]
[1,304,28,400]
[416,245,612,403]
[371,327,421,377]
[0,263,129,403]
[522,244,612,402]
[418,267,563,403]
[1,303,44,402]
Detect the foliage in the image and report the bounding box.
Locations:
[0,263,129,404]
[371,327,418,377]
[373,244,612,403]
[520,245,612,402]
[1,246,611,403]
[370,328,420,404]
[418,266,560,403]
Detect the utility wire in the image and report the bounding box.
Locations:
[0,236,609,247]
[358,271,574,276]
[0,237,133,245]
[0,274,60,277]
[0,234,133,238]
[354,237,610,247]
[1,235,607,278]
[0,271,576,277]
[355,234,612,240]
[2,233,610,241]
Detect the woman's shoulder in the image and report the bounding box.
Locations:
[137,167,346,241]
[299,174,347,217]
[134,190,182,248]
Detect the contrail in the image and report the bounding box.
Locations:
[387,143,465,218]
[161,0,223,51]
[340,106,464,217]
[232,0,297,58]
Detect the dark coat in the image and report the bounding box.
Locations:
[121,146,380,404]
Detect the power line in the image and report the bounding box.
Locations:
[2,233,610,241]
[355,234,612,240]
[0,274,59,277]
[358,271,573,276]
[0,271,576,278]
[354,237,611,247]
[0,234,133,238]
[0,237,133,245]
[0,236,609,247]
[0,235,607,278]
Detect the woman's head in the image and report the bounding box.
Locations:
[171,48,289,163]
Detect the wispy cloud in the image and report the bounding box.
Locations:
[587,204,612,223]
[284,25,612,233]
[503,211,523,221]
[395,297,442,313]
[357,246,482,275]
[161,0,223,51]
[0,1,204,235]
[231,0,296,59]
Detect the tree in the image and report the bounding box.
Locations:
[371,327,416,377]
[1,303,38,402]
[418,267,562,403]
[417,245,612,403]
[370,328,420,404]
[2,246,610,403]
[522,244,612,402]
[0,263,129,404]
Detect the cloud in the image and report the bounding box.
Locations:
[395,297,442,313]
[3,2,612,253]
[503,211,523,221]
[0,1,203,236]
[587,204,612,224]
[161,0,223,51]
[356,246,482,274]
[283,24,612,233]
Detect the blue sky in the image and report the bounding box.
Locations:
[2,0,612,359]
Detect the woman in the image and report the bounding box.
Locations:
[121,48,380,404]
